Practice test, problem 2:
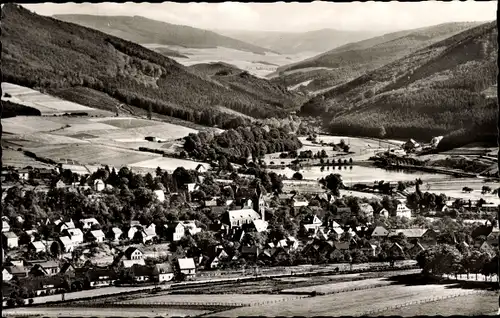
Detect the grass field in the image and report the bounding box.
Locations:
[377,292,498,316]
[93,117,164,129]
[118,294,299,306]
[210,283,473,317]
[2,149,55,169]
[280,277,392,294]
[25,144,158,166]
[2,82,111,115]
[130,157,209,172]
[2,116,69,134]
[85,122,198,142]
[2,307,208,317]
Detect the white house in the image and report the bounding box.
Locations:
[80,218,100,230]
[303,215,323,234]
[186,183,199,193]
[396,204,412,219]
[29,241,46,254]
[154,189,165,203]
[109,227,123,242]
[225,209,262,229]
[152,263,174,282]
[178,258,196,279]
[89,230,106,243]
[93,179,105,192]
[126,226,139,240]
[292,196,309,207]
[378,208,389,218]
[3,268,13,281]
[181,221,201,236]
[2,220,10,233]
[66,228,84,245]
[165,222,185,242]
[3,232,19,249]
[59,220,76,232]
[58,236,75,253]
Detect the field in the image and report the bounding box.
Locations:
[2,149,55,169]
[280,277,392,294]
[2,307,208,317]
[1,83,111,116]
[210,283,482,317]
[130,157,210,172]
[118,294,300,306]
[377,292,498,316]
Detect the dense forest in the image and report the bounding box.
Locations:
[2,4,296,129]
[300,21,497,145]
[1,100,42,118]
[183,124,303,164]
[275,22,480,92]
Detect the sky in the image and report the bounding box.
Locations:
[21,1,497,33]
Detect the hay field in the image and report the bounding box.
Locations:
[2,306,208,317]
[1,83,110,115]
[211,284,469,317]
[2,149,54,169]
[281,277,391,294]
[130,157,209,172]
[92,117,164,129]
[2,116,68,134]
[25,144,158,166]
[377,292,498,316]
[118,294,299,306]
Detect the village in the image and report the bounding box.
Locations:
[2,152,499,309]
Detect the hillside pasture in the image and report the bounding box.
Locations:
[86,122,198,142]
[130,157,209,172]
[24,144,158,166]
[92,117,165,129]
[2,307,208,317]
[1,83,110,115]
[2,116,68,134]
[4,133,90,148]
[2,149,55,169]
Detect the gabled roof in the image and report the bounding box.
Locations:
[252,219,268,233]
[30,241,46,250]
[228,209,261,221]
[59,236,74,246]
[391,242,404,252]
[67,228,83,237]
[334,242,350,250]
[389,228,428,238]
[90,229,105,238]
[111,227,123,234]
[178,258,196,270]
[3,231,18,239]
[124,247,143,259]
[122,259,145,268]
[153,263,173,274]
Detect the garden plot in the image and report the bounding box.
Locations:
[130,157,209,172]
[118,294,298,306]
[213,284,468,317]
[2,83,108,115]
[25,144,158,166]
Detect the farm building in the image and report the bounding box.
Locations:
[3,232,19,249]
[152,263,174,282]
[178,258,196,279]
[154,189,165,202]
[395,204,412,219]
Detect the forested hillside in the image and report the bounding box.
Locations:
[215,28,379,54]
[273,22,482,92]
[53,14,273,54]
[2,5,296,128]
[300,21,497,146]
[190,62,307,110]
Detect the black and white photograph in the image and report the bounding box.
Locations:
[1,1,499,316]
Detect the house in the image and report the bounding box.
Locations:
[2,220,10,233]
[360,243,378,257]
[59,220,76,232]
[55,179,66,189]
[377,208,389,218]
[87,267,118,288]
[408,243,426,259]
[19,276,66,296]
[181,221,201,236]
[125,247,144,260]
[29,260,60,276]
[3,232,19,249]
[402,139,421,152]
[152,263,174,283]
[395,204,412,219]
[178,258,196,279]
[186,183,198,193]
[250,219,269,233]
[18,169,30,180]
[241,245,262,259]
[303,215,323,235]
[359,203,374,217]
[292,195,309,207]
[196,164,207,173]
[154,189,165,202]
[28,241,46,254]
[3,268,13,281]
[223,209,262,229]
[389,243,405,259]
[129,264,153,283]
[164,222,185,242]
[87,230,106,243]
[329,226,345,240]
[93,179,105,192]
[80,218,100,230]
[108,227,123,242]
[6,265,29,279]
[24,230,38,243]
[369,226,389,239]
[125,225,139,241]
[58,236,76,253]
[480,241,496,256]
[65,228,84,245]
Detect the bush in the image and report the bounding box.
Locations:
[28,298,34,305]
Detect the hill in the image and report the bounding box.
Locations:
[189,62,307,109]
[53,14,274,55]
[272,22,483,92]
[215,28,379,54]
[300,21,498,148]
[3,4,298,129]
